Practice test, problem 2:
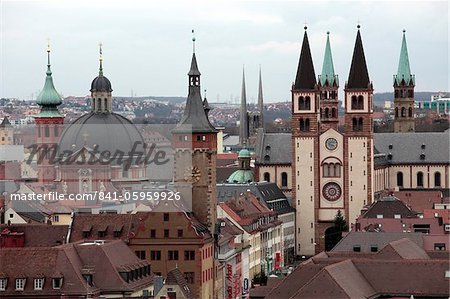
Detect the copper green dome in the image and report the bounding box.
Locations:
[36,67,62,106]
[226,169,254,184]
[238,148,251,158]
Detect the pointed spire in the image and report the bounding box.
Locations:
[294,26,316,90]
[347,25,370,89]
[36,41,62,112]
[173,32,216,134]
[257,65,264,127]
[395,30,414,85]
[99,42,103,76]
[320,32,337,86]
[240,66,249,146]
[203,89,211,115]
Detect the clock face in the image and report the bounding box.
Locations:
[325,138,338,151]
[322,182,342,201]
[184,166,201,183]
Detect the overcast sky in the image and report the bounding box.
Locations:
[1,0,448,103]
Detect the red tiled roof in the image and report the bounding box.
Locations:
[0,240,153,296]
[0,224,68,247]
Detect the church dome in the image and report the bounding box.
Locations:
[90,74,112,92]
[226,169,254,184]
[58,112,144,157]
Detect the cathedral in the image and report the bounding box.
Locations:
[255,27,449,256]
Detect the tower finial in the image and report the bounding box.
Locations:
[99,42,103,75]
[357,19,361,29]
[192,29,196,53]
[46,38,52,75]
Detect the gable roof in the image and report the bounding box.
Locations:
[362,196,416,219]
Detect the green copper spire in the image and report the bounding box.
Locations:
[395,30,414,86]
[36,42,62,117]
[320,32,337,86]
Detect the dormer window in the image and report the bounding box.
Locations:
[82,274,93,287]
[34,278,44,290]
[0,278,7,291]
[52,278,62,289]
[421,144,426,149]
[15,278,25,291]
[388,144,393,150]
[420,153,426,160]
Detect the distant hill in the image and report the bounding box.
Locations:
[113,96,186,104]
[373,92,438,106]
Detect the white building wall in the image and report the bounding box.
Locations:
[294,137,315,256]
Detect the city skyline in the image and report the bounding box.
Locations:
[1,0,448,102]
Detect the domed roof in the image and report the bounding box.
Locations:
[226,169,254,184]
[238,148,251,158]
[90,74,112,92]
[58,112,144,156]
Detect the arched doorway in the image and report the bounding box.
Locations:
[324,226,341,251]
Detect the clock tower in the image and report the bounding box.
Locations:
[172,38,218,234]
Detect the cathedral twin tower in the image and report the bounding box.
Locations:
[292,26,374,255]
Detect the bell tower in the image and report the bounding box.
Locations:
[318,32,339,132]
[393,30,415,133]
[172,34,218,234]
[34,42,64,184]
[292,26,321,256]
[344,25,374,228]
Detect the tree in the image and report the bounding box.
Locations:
[334,210,348,232]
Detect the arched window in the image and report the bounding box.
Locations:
[305,96,311,110]
[331,108,337,118]
[401,107,406,117]
[358,118,363,131]
[408,90,414,98]
[44,126,50,137]
[397,172,403,187]
[328,163,334,177]
[264,155,270,162]
[298,96,305,110]
[281,172,288,187]
[351,95,357,109]
[417,172,424,187]
[352,118,358,131]
[334,164,341,177]
[394,90,399,98]
[104,98,108,111]
[395,107,398,117]
[325,107,329,118]
[434,172,441,187]
[305,119,310,131]
[323,163,330,177]
[357,95,364,109]
[300,118,306,132]
[263,172,270,182]
[98,98,102,111]
[408,107,413,117]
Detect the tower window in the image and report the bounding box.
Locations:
[395,107,398,117]
[351,95,357,109]
[281,172,288,187]
[435,172,441,187]
[408,107,413,117]
[401,107,406,117]
[300,118,310,132]
[357,95,364,109]
[263,172,270,182]
[331,108,337,118]
[397,172,403,187]
[417,172,424,187]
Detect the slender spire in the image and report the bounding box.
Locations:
[347,25,370,89]
[257,65,264,128]
[395,30,413,85]
[320,32,337,86]
[203,89,211,115]
[99,42,103,76]
[294,26,316,90]
[240,66,249,146]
